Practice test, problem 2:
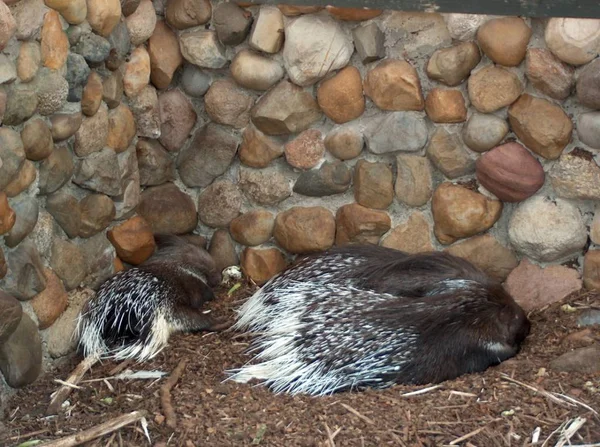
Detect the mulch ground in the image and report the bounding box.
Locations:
[3,281,600,447]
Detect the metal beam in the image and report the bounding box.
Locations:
[245,0,600,19]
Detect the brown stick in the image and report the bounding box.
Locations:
[46,356,98,415]
[37,410,147,447]
[160,358,188,429]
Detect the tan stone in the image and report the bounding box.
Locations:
[106,215,156,265]
[525,48,574,101]
[107,104,136,153]
[123,46,150,97]
[324,126,363,160]
[394,154,432,207]
[317,66,365,124]
[335,203,391,246]
[50,112,82,142]
[30,268,68,330]
[248,5,284,54]
[325,6,382,21]
[591,211,600,245]
[148,20,182,90]
[41,10,68,70]
[0,0,15,50]
[274,206,336,254]
[353,160,394,210]
[467,65,523,113]
[5,160,36,197]
[431,182,503,245]
[21,118,53,161]
[81,71,103,117]
[476,17,532,66]
[380,212,433,254]
[17,41,41,83]
[426,41,481,87]
[508,94,572,160]
[230,209,275,247]
[0,192,16,235]
[444,234,518,282]
[241,247,287,286]
[583,250,600,290]
[425,88,467,123]
[239,125,283,168]
[204,78,254,129]
[165,0,211,29]
[284,129,325,170]
[363,59,424,111]
[277,4,323,16]
[45,0,87,24]
[125,0,156,46]
[425,127,476,179]
[86,0,121,36]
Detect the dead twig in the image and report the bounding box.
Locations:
[449,419,502,445]
[161,359,188,429]
[108,359,133,376]
[37,410,148,447]
[338,403,374,425]
[47,356,98,415]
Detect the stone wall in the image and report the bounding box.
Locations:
[1,0,600,395]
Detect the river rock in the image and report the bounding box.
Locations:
[462,113,509,153]
[107,103,136,153]
[395,154,433,207]
[443,13,490,41]
[74,102,109,156]
[251,80,321,135]
[0,313,42,388]
[426,41,481,86]
[87,0,121,36]
[576,58,600,110]
[0,0,15,50]
[475,142,545,202]
[239,125,283,168]
[274,206,335,254]
[0,193,16,235]
[177,123,239,188]
[17,41,41,82]
[426,127,476,179]
[230,209,275,246]
[583,250,600,290]
[326,5,382,21]
[354,160,393,209]
[129,84,161,138]
[578,112,600,149]
[432,182,503,245]
[425,88,467,123]
[205,79,253,129]
[123,46,150,97]
[0,54,16,84]
[41,10,68,70]
[364,59,424,111]
[0,291,21,344]
[73,148,120,196]
[248,5,283,53]
[476,17,531,66]
[445,234,518,282]
[4,196,38,248]
[282,13,353,86]
[380,211,433,254]
[240,248,286,285]
[3,241,46,300]
[508,196,587,262]
[108,20,131,58]
[46,190,81,238]
[505,258,582,312]
[284,129,325,170]
[34,68,68,116]
[209,229,238,272]
[549,151,600,200]
[113,146,141,219]
[125,0,155,46]
[50,111,82,142]
[2,84,37,126]
[198,180,243,228]
[179,29,227,69]
[230,49,284,92]
[46,288,91,357]
[107,215,155,264]
[165,0,211,29]
[468,65,522,113]
[102,70,123,108]
[592,210,600,245]
[158,89,196,151]
[0,128,25,191]
[508,93,572,160]
[364,112,428,154]
[5,160,36,197]
[180,64,211,97]
[73,32,111,64]
[293,161,351,197]
[0,247,5,279]
[550,344,600,374]
[136,139,174,186]
[335,203,391,246]
[38,145,74,195]
[50,238,87,290]
[317,66,364,124]
[46,0,86,23]
[79,194,115,237]
[137,183,197,234]
[324,125,363,160]
[81,71,103,116]
[352,22,385,64]
[148,20,182,90]
[213,2,252,45]
[30,268,67,330]
[544,18,600,65]
[525,48,574,100]
[239,166,292,205]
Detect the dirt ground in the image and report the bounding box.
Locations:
[3,282,600,447]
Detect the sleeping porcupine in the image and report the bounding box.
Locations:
[227,244,531,396]
[75,234,229,363]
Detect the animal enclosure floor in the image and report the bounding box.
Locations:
[3,283,600,447]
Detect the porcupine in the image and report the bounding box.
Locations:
[75,234,230,363]
[226,244,531,396]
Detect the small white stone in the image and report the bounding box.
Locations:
[545,18,600,65]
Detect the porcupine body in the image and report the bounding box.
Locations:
[75,234,227,363]
[227,244,531,396]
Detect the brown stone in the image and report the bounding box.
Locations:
[137,183,198,234]
[107,104,136,153]
[230,210,275,246]
[274,206,336,254]
[475,142,545,202]
[525,48,574,101]
[73,102,108,156]
[81,71,103,117]
[197,180,243,228]
[425,89,467,123]
[324,126,363,160]
[508,94,573,160]
[238,166,292,206]
[107,215,156,265]
[209,229,239,272]
[425,127,476,179]
[467,65,523,113]
[41,10,68,70]
[50,239,87,290]
[325,6,382,21]
[148,20,182,90]
[444,234,518,282]
[102,71,123,109]
[204,78,254,129]
[380,211,433,254]
[0,192,16,235]
[45,0,87,24]
[123,46,150,97]
[239,125,284,168]
[165,0,211,29]
[240,247,287,286]
[21,118,53,161]
[136,139,174,186]
[277,4,323,16]
[284,129,325,170]
[549,344,600,374]
[426,41,481,87]
[353,160,393,210]
[505,258,582,312]
[431,182,503,245]
[50,112,82,142]
[17,41,41,83]
[583,250,600,290]
[0,247,5,279]
[158,89,197,152]
[316,66,365,124]
[395,154,433,207]
[87,0,121,36]
[335,203,391,246]
[476,17,532,66]
[46,190,81,238]
[0,290,20,342]
[79,194,116,238]
[576,58,600,109]
[30,268,67,330]
[363,59,424,111]
[0,0,15,50]
[5,160,36,197]
[0,128,25,191]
